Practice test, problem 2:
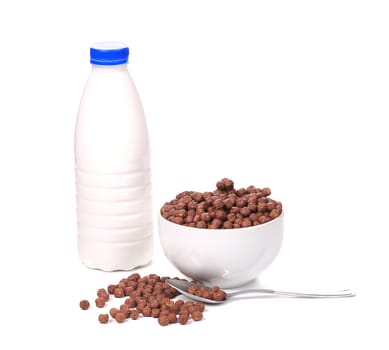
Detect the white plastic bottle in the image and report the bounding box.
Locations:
[75,42,153,271]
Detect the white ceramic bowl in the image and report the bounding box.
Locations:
[158,212,284,288]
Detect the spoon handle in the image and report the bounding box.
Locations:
[227,288,356,298]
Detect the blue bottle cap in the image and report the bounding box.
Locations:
[90,42,129,66]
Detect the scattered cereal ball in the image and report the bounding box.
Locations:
[178,313,189,325]
[130,273,141,281]
[151,308,160,318]
[149,299,160,309]
[109,308,119,318]
[98,314,109,324]
[114,312,126,323]
[95,297,106,308]
[119,304,130,316]
[179,308,189,318]
[124,286,134,296]
[79,300,90,310]
[107,284,116,294]
[118,280,127,289]
[97,288,108,297]
[195,302,205,312]
[113,287,124,298]
[171,302,181,314]
[129,309,139,320]
[158,315,170,326]
[142,306,152,317]
[168,313,177,324]
[192,310,203,321]
[136,299,147,312]
[159,309,169,317]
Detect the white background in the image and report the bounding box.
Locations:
[0,0,388,349]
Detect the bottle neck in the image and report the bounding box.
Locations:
[91,63,128,71]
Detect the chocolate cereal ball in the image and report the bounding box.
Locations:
[95,297,106,308]
[160,179,282,229]
[79,300,90,310]
[98,314,109,324]
[114,312,126,323]
[158,315,170,326]
[191,310,203,321]
[80,273,207,328]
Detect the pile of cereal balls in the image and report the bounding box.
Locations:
[79,273,213,326]
[160,178,282,229]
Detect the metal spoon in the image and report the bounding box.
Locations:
[167,279,356,304]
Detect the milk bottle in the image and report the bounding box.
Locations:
[75,42,153,271]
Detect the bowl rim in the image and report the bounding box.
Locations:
[158,210,283,233]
